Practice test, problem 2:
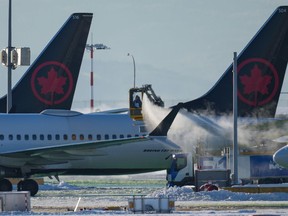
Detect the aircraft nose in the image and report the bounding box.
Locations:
[273,146,288,168]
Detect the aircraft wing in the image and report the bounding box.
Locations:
[0,137,149,166]
[180,111,226,136]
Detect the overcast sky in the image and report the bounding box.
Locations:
[1,0,288,111]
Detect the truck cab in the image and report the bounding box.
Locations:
[167,153,231,190]
[167,153,194,187]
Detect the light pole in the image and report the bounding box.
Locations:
[233,52,239,185]
[2,0,30,113]
[86,40,110,112]
[7,0,12,113]
[127,53,136,88]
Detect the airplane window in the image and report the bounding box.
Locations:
[97,135,101,140]
[72,134,76,140]
[135,134,139,137]
[8,134,13,140]
[80,134,84,140]
[104,134,109,140]
[63,134,68,140]
[175,157,187,171]
[112,134,117,139]
[120,134,124,139]
[17,135,21,140]
[55,134,60,140]
[24,135,29,140]
[40,134,44,140]
[127,134,132,138]
[32,134,37,140]
[47,134,52,140]
[88,134,92,140]
[0,135,4,140]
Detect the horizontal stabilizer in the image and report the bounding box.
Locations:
[184,113,225,137]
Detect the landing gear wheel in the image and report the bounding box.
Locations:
[17,179,39,196]
[0,179,12,191]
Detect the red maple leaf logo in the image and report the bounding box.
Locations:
[37,67,67,96]
[237,58,279,106]
[31,61,73,105]
[240,64,272,94]
[239,64,272,105]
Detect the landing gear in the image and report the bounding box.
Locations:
[0,178,39,196]
[17,179,39,196]
[0,179,12,192]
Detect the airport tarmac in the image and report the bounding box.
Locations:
[24,174,288,215]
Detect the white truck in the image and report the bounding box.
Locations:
[166,153,231,191]
[166,152,288,190]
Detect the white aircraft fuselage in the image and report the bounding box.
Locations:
[0,110,182,177]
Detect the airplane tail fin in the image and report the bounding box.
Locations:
[0,13,92,113]
[150,103,183,136]
[182,6,288,117]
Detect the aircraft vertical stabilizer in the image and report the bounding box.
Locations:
[0,13,92,113]
[182,7,288,117]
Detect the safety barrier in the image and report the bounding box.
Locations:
[0,191,30,212]
[128,196,174,213]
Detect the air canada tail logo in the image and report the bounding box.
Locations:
[237,58,279,106]
[31,61,73,105]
